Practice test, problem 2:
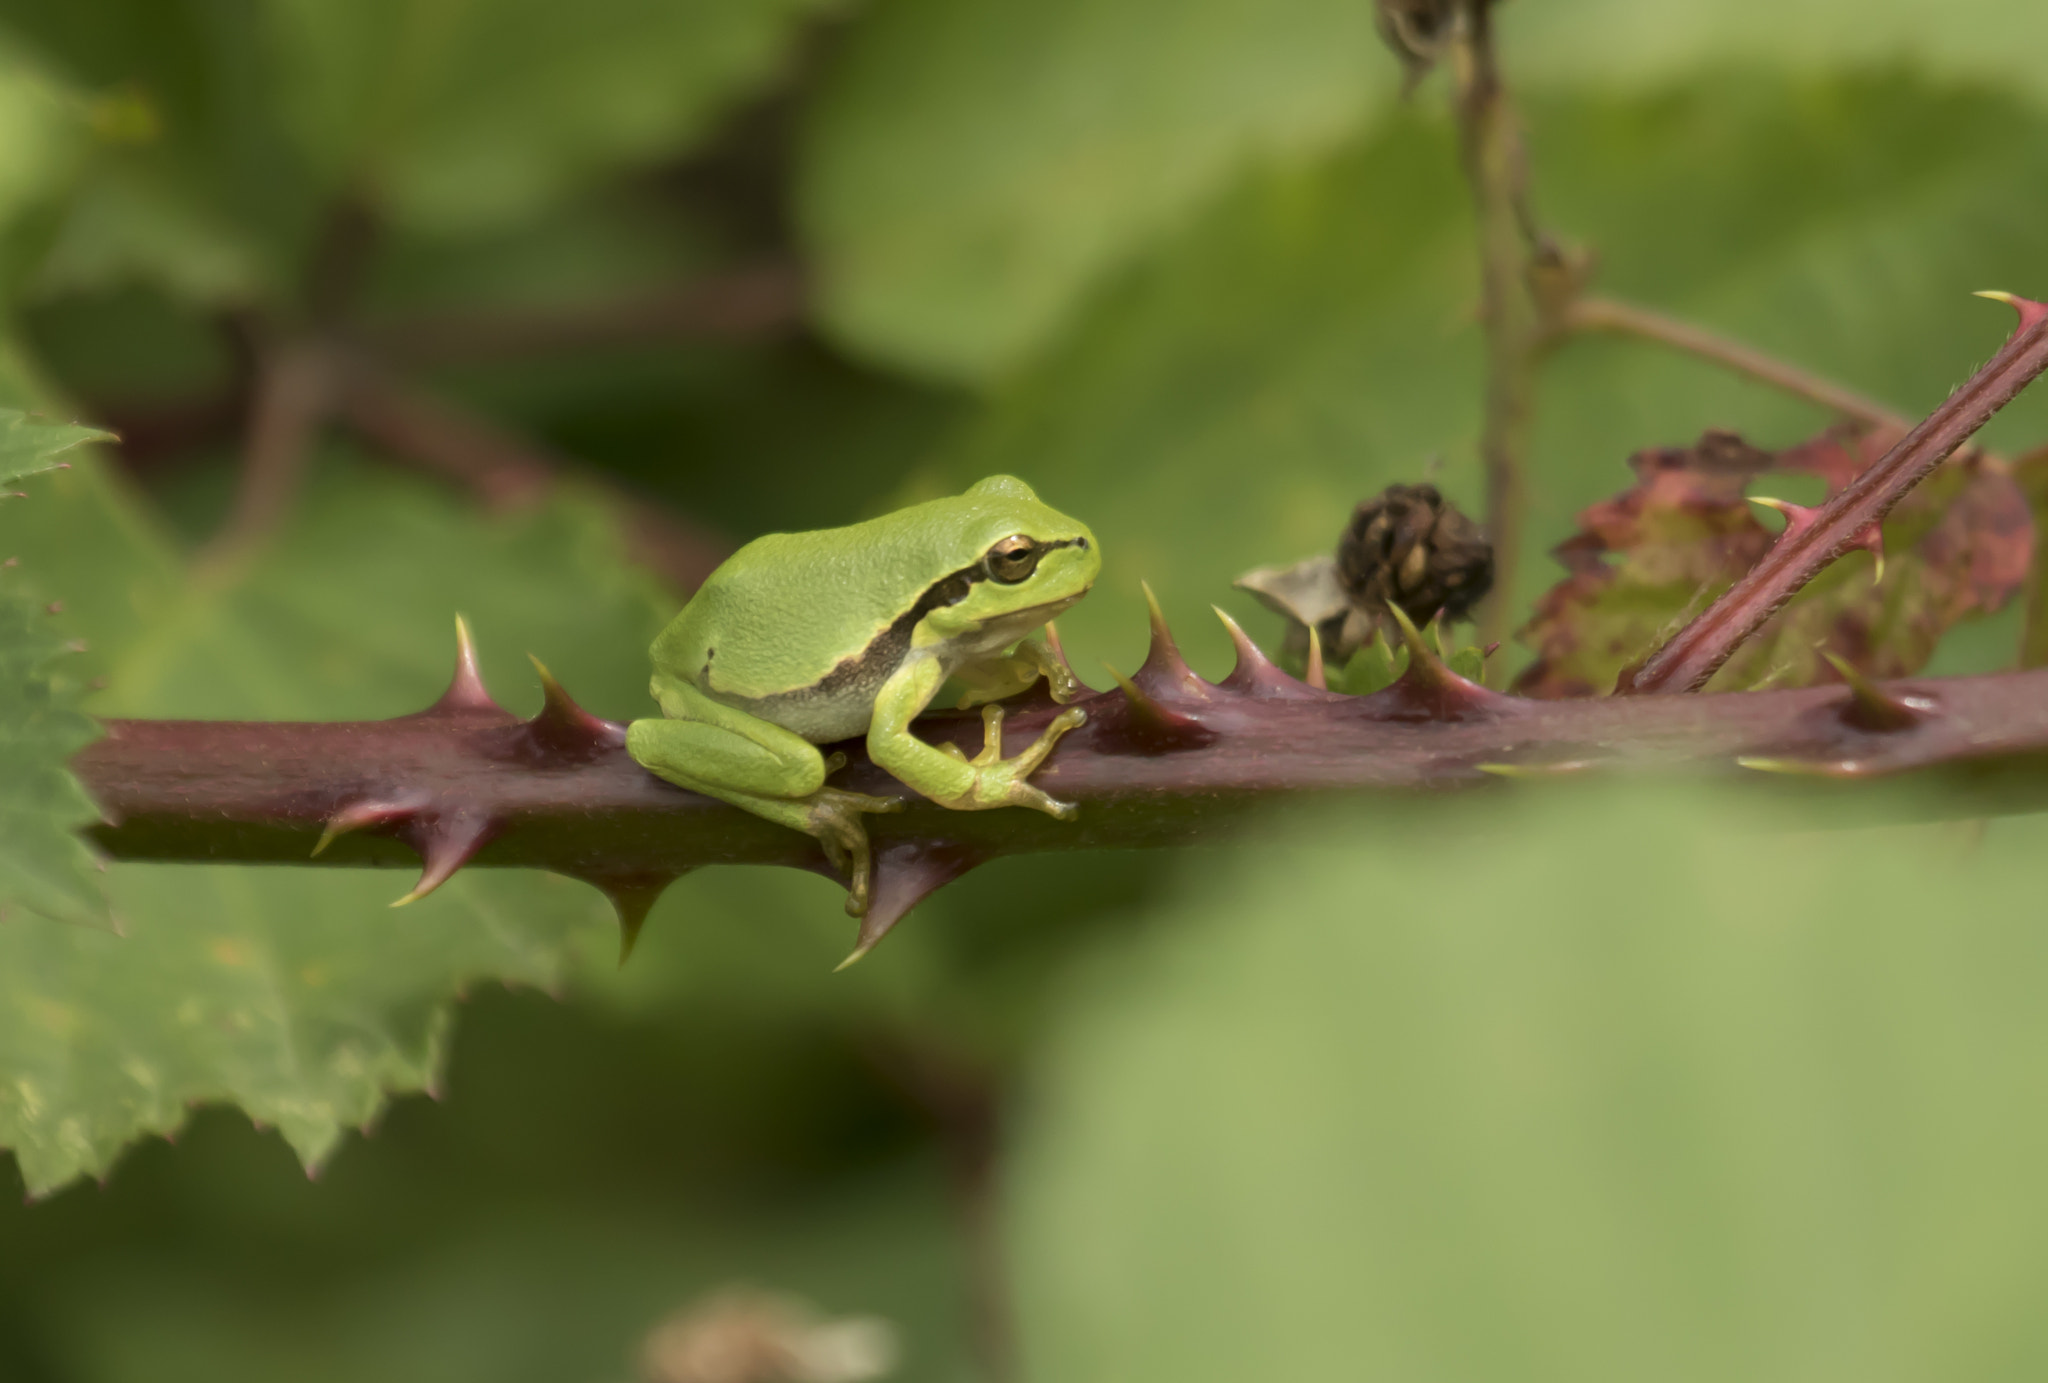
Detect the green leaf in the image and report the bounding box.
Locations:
[0,569,106,928]
[0,456,673,1194]
[1012,787,2048,1379]
[918,74,2048,682]
[2,0,823,304]
[1502,0,2048,101]
[800,0,2048,385]
[0,405,110,485]
[0,412,120,929]
[799,0,1395,380]
[271,0,831,236]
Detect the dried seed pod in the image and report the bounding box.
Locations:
[1336,482,1494,631]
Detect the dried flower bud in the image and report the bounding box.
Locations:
[1336,483,1493,629]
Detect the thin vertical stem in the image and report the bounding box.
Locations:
[1448,0,1541,649]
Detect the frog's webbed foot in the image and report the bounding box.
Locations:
[963,703,1087,820]
[805,785,904,917]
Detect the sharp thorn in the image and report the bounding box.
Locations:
[521,653,625,760]
[1212,606,1270,670]
[1134,580,1208,698]
[592,872,685,965]
[836,841,984,967]
[1102,661,1217,752]
[418,613,508,717]
[1975,290,2048,331]
[1304,625,1327,690]
[392,811,497,906]
[1358,603,1517,723]
[1736,756,1829,776]
[1821,651,1928,732]
[1212,605,1336,699]
[1474,759,1597,779]
[1387,603,1442,673]
[312,797,422,856]
[1747,495,1821,540]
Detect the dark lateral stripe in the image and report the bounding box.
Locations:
[753,538,1085,710]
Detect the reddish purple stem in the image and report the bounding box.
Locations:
[1621,295,2048,694]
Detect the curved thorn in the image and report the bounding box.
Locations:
[1212,606,1339,699]
[1359,604,1516,722]
[1304,625,1327,690]
[1386,604,1441,674]
[1213,606,1269,669]
[420,613,507,717]
[1747,495,1817,536]
[1474,759,1598,779]
[312,797,422,857]
[1134,580,1207,698]
[1735,755,1844,776]
[834,841,985,969]
[390,811,496,907]
[594,872,685,965]
[1975,290,2048,332]
[522,653,625,759]
[1821,651,1927,732]
[1102,661,1217,752]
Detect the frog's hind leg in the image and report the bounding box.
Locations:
[626,686,900,915]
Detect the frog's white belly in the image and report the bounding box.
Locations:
[744,680,886,744]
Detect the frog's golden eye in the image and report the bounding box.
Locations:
[984,534,1042,584]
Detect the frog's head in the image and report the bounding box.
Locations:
[939,475,1100,627]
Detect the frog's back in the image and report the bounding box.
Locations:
[650,509,964,741]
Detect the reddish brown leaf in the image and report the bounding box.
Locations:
[1516,426,2032,697]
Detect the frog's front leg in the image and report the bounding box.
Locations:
[871,654,1087,817]
[626,680,901,915]
[952,631,1085,708]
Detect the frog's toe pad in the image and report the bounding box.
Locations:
[1010,782,1079,820]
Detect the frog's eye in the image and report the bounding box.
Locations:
[984,534,1043,584]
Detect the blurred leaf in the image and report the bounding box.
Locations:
[0,562,107,928]
[799,0,1394,380]
[0,413,118,927]
[921,75,2048,682]
[1503,0,2048,99]
[30,159,265,302]
[800,0,2048,386]
[270,0,829,236]
[0,34,92,301]
[1012,786,2048,1381]
[0,0,823,304]
[0,457,673,1194]
[1515,426,2031,696]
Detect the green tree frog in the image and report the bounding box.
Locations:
[626,476,1099,915]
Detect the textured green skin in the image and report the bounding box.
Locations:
[626,476,1100,914]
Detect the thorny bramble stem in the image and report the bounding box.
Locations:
[1621,294,2048,694]
[73,607,2048,958]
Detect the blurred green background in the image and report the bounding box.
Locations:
[2,1,2047,1380]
